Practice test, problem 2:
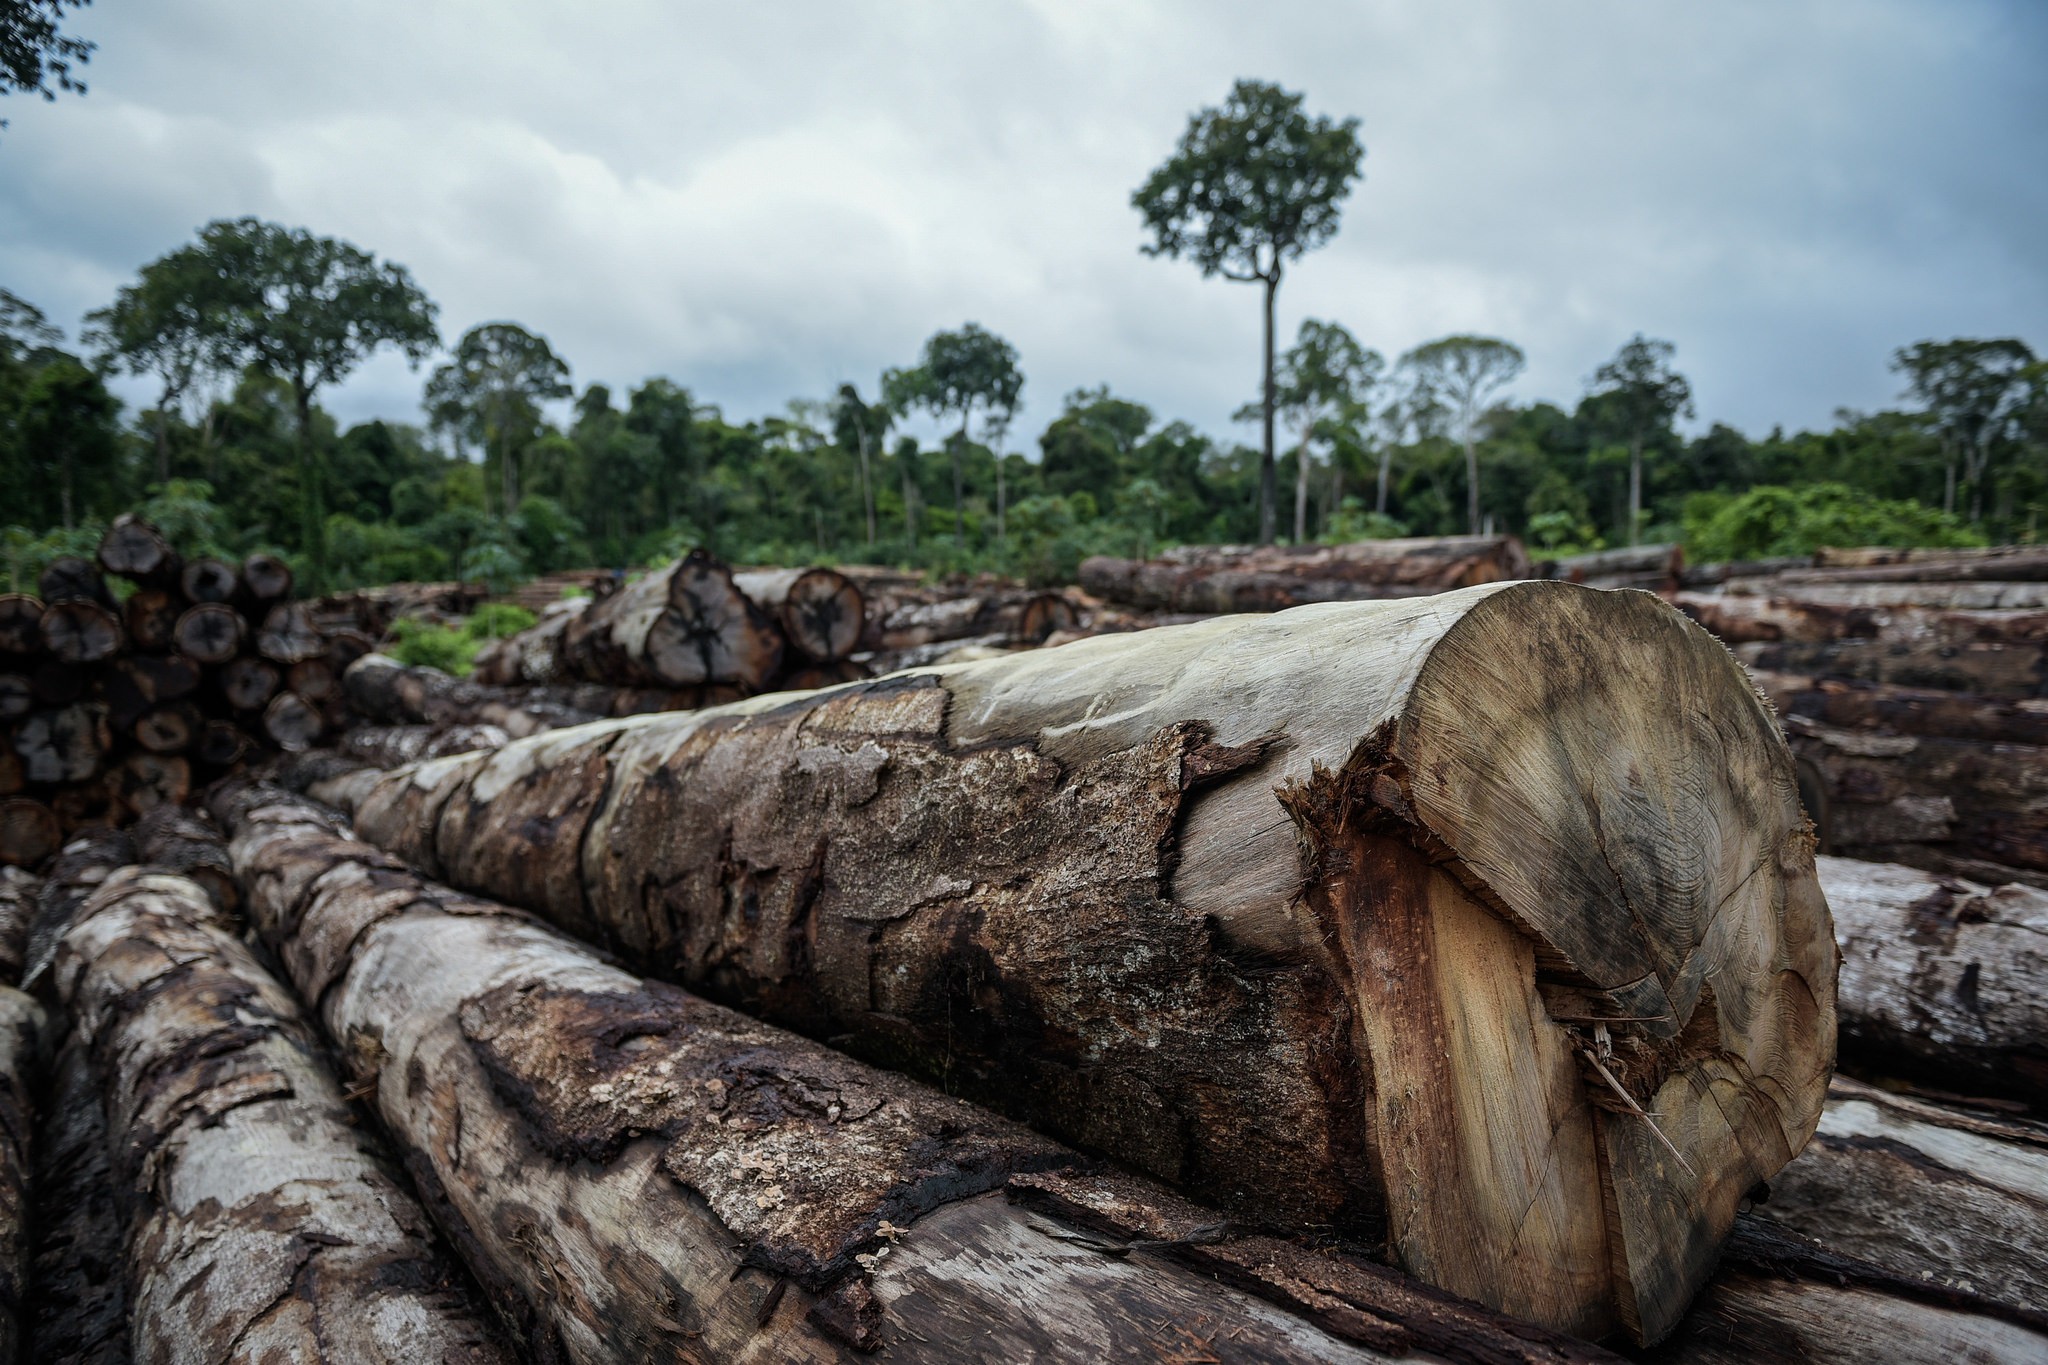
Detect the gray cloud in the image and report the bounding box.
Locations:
[5,0,2043,447]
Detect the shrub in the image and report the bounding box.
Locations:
[1684,483,1985,563]
[387,617,477,676]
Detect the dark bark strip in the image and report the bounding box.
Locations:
[215,782,1623,1365]
[26,1037,129,1365]
[0,987,42,1365]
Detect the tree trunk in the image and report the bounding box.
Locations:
[732,568,867,662]
[562,551,784,690]
[36,558,111,608]
[0,986,39,1363]
[313,582,1836,1344]
[48,864,512,1363]
[856,430,876,546]
[217,784,1625,1363]
[1465,436,1482,537]
[1077,535,1533,613]
[1816,854,2048,1099]
[1719,580,2048,611]
[1628,436,1643,547]
[995,449,1006,542]
[344,653,597,737]
[901,451,917,546]
[1295,421,1313,545]
[952,415,968,548]
[1260,270,1280,545]
[294,381,326,580]
[1377,446,1393,515]
[256,601,325,664]
[1757,1076,2048,1313]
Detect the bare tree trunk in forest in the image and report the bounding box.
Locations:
[1294,417,1313,544]
[153,395,172,487]
[1628,435,1644,547]
[952,413,969,548]
[1465,434,1482,536]
[499,421,517,518]
[1327,451,1343,536]
[1260,266,1280,544]
[308,582,1837,1345]
[293,375,325,578]
[1377,445,1393,515]
[856,429,876,545]
[901,451,917,547]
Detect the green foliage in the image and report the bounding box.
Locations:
[386,617,476,676]
[0,0,94,118]
[0,520,101,592]
[426,322,571,516]
[140,479,231,556]
[1322,501,1407,544]
[464,602,536,640]
[1683,484,1985,562]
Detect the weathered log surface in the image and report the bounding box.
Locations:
[26,1036,128,1365]
[1753,670,2048,746]
[0,985,41,1364]
[344,653,596,737]
[1757,1077,2048,1312]
[1079,535,1532,613]
[131,803,239,914]
[734,567,866,662]
[1547,544,1684,592]
[51,865,511,1364]
[319,582,1836,1344]
[1645,1216,2048,1364]
[1817,854,2047,1099]
[0,869,36,982]
[341,722,511,769]
[1798,544,2048,581]
[96,514,180,585]
[1720,579,2048,610]
[219,784,1620,1364]
[0,598,42,655]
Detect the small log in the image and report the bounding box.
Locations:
[112,753,190,815]
[0,986,40,1362]
[1752,671,2048,746]
[286,655,336,702]
[1017,591,1080,644]
[1720,579,2048,610]
[0,801,60,871]
[50,866,513,1363]
[95,513,179,585]
[1818,854,2048,1101]
[261,691,323,752]
[35,558,110,608]
[469,597,582,685]
[0,676,27,721]
[0,867,34,982]
[255,601,324,664]
[1736,637,2047,700]
[1079,536,1532,613]
[239,551,293,604]
[37,601,122,664]
[22,827,135,992]
[341,723,510,769]
[178,556,240,604]
[119,588,182,651]
[0,598,41,657]
[172,602,243,664]
[131,701,201,755]
[14,704,110,784]
[25,1035,131,1364]
[564,550,785,689]
[218,785,1619,1364]
[131,804,239,915]
[1548,543,1684,591]
[342,653,597,738]
[217,655,280,711]
[1798,544,2048,582]
[734,566,867,662]
[195,719,257,771]
[1756,1077,2048,1312]
[320,582,1837,1344]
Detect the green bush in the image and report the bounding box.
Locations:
[387,617,477,676]
[464,603,536,640]
[1684,483,1985,563]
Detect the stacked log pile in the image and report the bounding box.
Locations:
[1078,534,1533,613]
[1,517,376,863]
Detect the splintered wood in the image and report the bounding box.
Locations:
[313,580,1837,1344]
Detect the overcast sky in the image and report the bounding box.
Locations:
[4,1,2044,449]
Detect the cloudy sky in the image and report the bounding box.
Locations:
[4,1,2044,448]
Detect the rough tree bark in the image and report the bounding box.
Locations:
[1754,672,2048,746]
[344,653,597,738]
[27,1036,129,1365]
[0,985,41,1364]
[217,784,1619,1365]
[1078,535,1533,613]
[0,869,32,982]
[1719,580,2048,611]
[313,581,1837,1345]
[49,865,511,1364]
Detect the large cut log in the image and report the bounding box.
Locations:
[1751,670,2048,746]
[178,556,239,604]
[255,600,325,664]
[36,558,111,608]
[218,784,1619,1363]
[1817,854,2047,1100]
[13,703,109,784]
[172,601,243,663]
[317,582,1837,1344]
[1798,544,2048,581]
[95,513,180,586]
[1788,716,2048,885]
[734,567,866,662]
[469,595,582,685]
[1547,543,1683,592]
[217,654,280,711]
[343,653,597,737]
[0,986,41,1363]
[1756,1077,2048,1312]
[49,865,511,1363]
[1650,1215,2048,1364]
[131,804,239,914]
[559,550,785,689]
[1720,579,2048,610]
[1078,535,1532,613]
[37,601,122,664]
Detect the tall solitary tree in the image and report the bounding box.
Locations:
[1401,335,1525,535]
[84,244,229,484]
[1274,319,1383,542]
[425,321,572,517]
[904,323,1023,547]
[198,218,439,573]
[1891,338,2034,521]
[1133,79,1363,544]
[831,381,888,546]
[880,367,930,546]
[1587,334,1692,545]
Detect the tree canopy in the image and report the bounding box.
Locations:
[1588,335,1694,545]
[900,322,1023,545]
[0,0,93,124]
[1401,336,1525,535]
[425,321,572,516]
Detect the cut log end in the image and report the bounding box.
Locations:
[39,600,124,663]
[173,603,244,664]
[241,552,294,602]
[97,513,179,582]
[0,800,60,869]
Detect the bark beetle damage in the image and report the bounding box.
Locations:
[577,680,1381,1231]
[459,977,1070,1289]
[1005,1169,1615,1365]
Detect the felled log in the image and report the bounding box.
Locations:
[468,596,581,685]
[1800,544,2048,581]
[1547,543,1683,592]
[118,590,181,652]
[1752,671,2048,746]
[22,826,134,991]
[218,785,1620,1363]
[255,601,324,664]
[559,550,784,689]
[260,690,324,752]
[343,653,596,738]
[50,864,511,1363]
[341,722,511,769]
[1788,716,2048,885]
[1017,591,1080,644]
[0,803,53,871]
[96,514,180,587]
[172,602,242,664]
[178,556,239,604]
[217,655,280,712]
[1078,535,1532,613]
[240,551,293,604]
[129,701,200,755]
[131,804,238,914]
[27,1036,128,1365]
[0,868,33,980]
[37,602,122,664]
[0,598,41,656]
[35,558,110,609]
[734,567,866,662]
[1652,1215,2048,1364]
[1817,854,2047,1100]
[1755,1077,2048,1313]
[14,703,110,784]
[1720,579,2048,611]
[0,985,42,1363]
[318,582,1837,1344]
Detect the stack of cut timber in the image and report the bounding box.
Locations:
[294,582,1838,1345]
[1078,534,1532,613]
[1541,543,1684,593]
[0,516,376,861]
[308,577,489,636]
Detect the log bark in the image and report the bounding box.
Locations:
[1078,535,1532,613]
[255,601,325,664]
[1817,854,2048,1100]
[0,986,41,1364]
[1788,717,2048,885]
[96,513,180,586]
[217,655,280,711]
[1547,543,1684,592]
[27,1035,130,1365]
[218,785,1621,1363]
[48,865,512,1363]
[343,653,596,738]
[469,596,581,686]
[240,552,293,604]
[119,589,182,652]
[112,753,189,815]
[1755,1077,2048,1312]
[734,567,867,662]
[1736,637,2047,700]
[14,703,109,784]
[37,601,122,664]
[131,804,239,915]
[341,723,511,769]
[1751,670,2048,746]
[560,552,786,689]
[319,582,1837,1344]
[178,556,240,604]
[1649,1216,2048,1364]
[0,868,32,981]
[36,558,111,608]
[1799,544,2048,581]
[172,602,243,664]
[0,803,59,870]
[0,598,40,657]
[261,690,323,752]
[1720,579,2048,610]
